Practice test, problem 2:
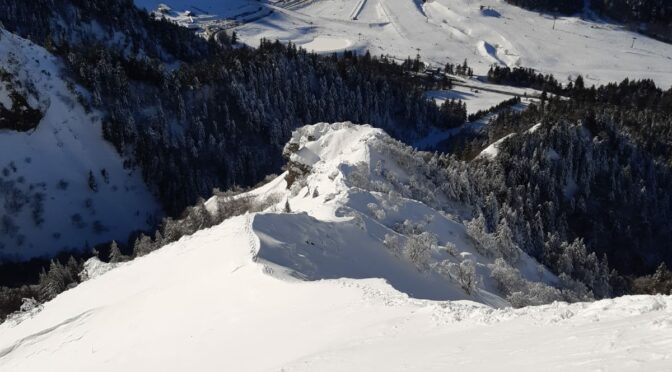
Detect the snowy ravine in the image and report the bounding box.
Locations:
[1,123,671,371]
[0,29,161,259]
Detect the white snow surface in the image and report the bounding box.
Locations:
[1,123,671,371]
[0,29,161,259]
[426,85,513,115]
[300,35,353,52]
[477,133,515,159]
[136,0,672,87]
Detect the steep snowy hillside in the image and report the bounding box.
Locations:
[1,123,671,370]
[135,0,672,87]
[0,29,161,260]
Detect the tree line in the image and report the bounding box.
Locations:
[505,0,672,43]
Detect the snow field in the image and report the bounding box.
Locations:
[231,0,672,86]
[301,36,353,52]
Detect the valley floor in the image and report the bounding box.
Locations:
[135,0,672,87]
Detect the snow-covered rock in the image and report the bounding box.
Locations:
[78,257,118,281]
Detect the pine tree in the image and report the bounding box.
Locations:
[66,256,80,277]
[574,75,584,89]
[495,218,520,263]
[109,240,124,263]
[652,262,672,295]
[133,234,155,257]
[38,261,69,301]
[458,259,476,294]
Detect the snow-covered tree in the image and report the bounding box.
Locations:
[383,233,403,257]
[109,240,124,263]
[458,259,476,294]
[495,218,520,263]
[404,232,437,271]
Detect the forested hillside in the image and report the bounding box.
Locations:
[0,0,461,216]
[505,0,672,42]
[504,0,583,15]
[439,77,672,287]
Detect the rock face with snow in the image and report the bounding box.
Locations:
[1,122,670,371]
[0,29,161,259]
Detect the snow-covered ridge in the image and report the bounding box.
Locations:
[1,122,671,370]
[1,215,670,371]
[0,28,161,259]
[223,122,561,306]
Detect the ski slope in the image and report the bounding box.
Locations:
[0,29,161,260]
[135,0,672,87]
[1,123,671,371]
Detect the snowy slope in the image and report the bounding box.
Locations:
[1,217,671,371]
[1,122,671,371]
[0,29,161,259]
[136,0,672,87]
[0,202,670,371]
[477,132,516,159]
